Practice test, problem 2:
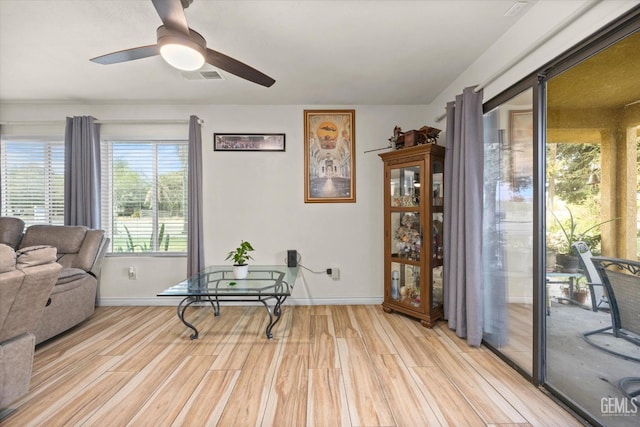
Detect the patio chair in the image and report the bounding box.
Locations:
[618,377,640,400]
[589,257,640,401]
[586,256,640,363]
[572,241,609,312]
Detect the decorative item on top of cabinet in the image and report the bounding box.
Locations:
[389,125,441,149]
[379,144,445,327]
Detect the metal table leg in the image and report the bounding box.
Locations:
[260,296,287,339]
[177,296,218,340]
[177,297,199,340]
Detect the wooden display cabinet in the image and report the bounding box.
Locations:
[379,144,445,327]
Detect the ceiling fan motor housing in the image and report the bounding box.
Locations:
[157,25,206,54]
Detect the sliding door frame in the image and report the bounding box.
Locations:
[481,76,540,385]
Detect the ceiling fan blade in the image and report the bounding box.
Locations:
[91,45,161,65]
[151,0,190,36]
[205,48,275,87]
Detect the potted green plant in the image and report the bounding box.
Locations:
[226,240,255,279]
[549,207,617,273]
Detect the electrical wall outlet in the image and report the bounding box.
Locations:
[326,267,340,280]
[128,266,136,280]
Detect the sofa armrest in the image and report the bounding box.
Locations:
[76,230,107,273]
[0,217,25,249]
[0,269,26,333]
[0,262,61,342]
[88,236,109,277]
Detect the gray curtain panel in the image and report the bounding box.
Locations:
[187,115,205,277]
[64,116,101,228]
[443,86,484,346]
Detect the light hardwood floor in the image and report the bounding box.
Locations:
[1,305,582,426]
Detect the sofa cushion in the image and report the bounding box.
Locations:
[56,267,87,285]
[20,225,88,254]
[16,245,57,268]
[0,243,16,273]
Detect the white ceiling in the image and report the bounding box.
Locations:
[0,0,536,105]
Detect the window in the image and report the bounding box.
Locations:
[0,139,65,225]
[1,136,189,254]
[101,140,188,254]
[102,141,188,253]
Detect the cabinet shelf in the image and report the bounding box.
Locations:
[390,254,421,265]
[390,207,421,212]
[380,144,445,328]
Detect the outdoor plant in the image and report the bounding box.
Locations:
[549,207,617,255]
[120,223,170,252]
[226,240,255,266]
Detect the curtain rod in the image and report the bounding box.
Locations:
[0,119,203,126]
[434,0,602,124]
[434,110,448,124]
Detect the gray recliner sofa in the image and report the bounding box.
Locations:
[0,242,61,409]
[0,217,109,345]
[19,225,109,344]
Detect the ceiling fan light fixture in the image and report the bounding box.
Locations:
[157,26,206,71]
[160,43,204,71]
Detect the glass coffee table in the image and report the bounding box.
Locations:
[157,265,299,339]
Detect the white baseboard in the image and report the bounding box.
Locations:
[99,296,533,307]
[98,296,384,307]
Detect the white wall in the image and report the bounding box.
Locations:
[0,103,429,305]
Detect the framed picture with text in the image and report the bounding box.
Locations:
[303,109,356,203]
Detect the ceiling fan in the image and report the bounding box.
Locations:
[90,0,275,87]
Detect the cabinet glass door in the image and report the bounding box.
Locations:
[391,212,422,260]
[432,160,443,207]
[390,166,420,208]
[432,211,444,308]
[389,164,423,310]
[431,158,444,309]
[390,262,422,307]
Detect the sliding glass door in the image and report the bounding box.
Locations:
[477,7,640,424]
[544,29,640,426]
[481,14,640,425]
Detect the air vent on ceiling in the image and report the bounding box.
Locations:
[181,70,224,80]
[504,1,528,17]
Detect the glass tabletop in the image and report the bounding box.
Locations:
[157,265,299,297]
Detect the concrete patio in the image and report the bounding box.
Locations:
[546,300,639,426]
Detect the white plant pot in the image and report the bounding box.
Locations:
[232,264,249,279]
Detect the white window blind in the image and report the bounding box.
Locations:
[101,140,188,253]
[0,139,65,225]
